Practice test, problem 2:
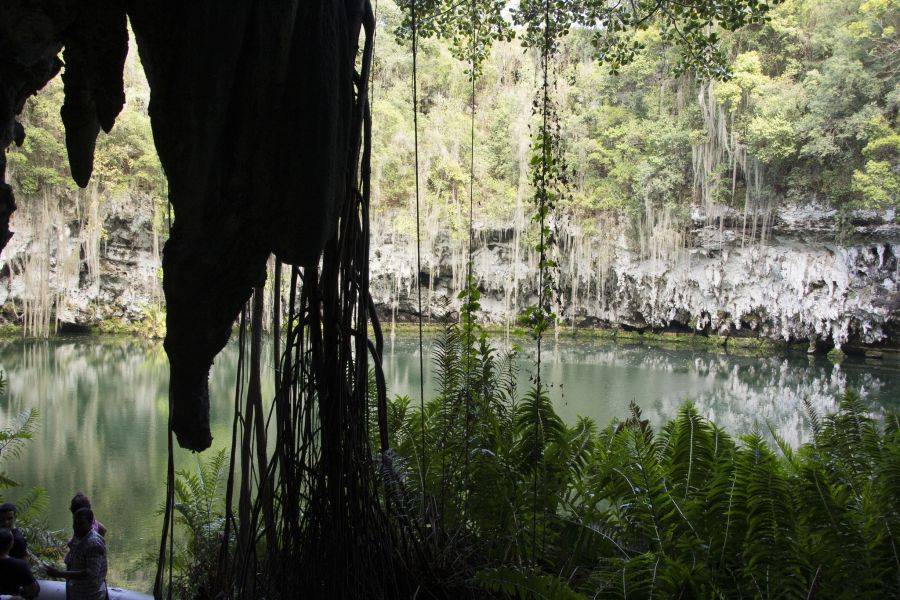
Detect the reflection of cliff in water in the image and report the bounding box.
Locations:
[384,335,898,448]
[0,339,167,504]
[0,337,272,587]
[0,335,895,588]
[533,341,896,447]
[0,337,270,486]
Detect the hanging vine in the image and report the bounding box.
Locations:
[150,0,785,596]
[409,0,428,497]
[514,0,572,566]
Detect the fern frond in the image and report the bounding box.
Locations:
[802,396,821,442]
[474,567,587,600]
[666,402,716,501]
[0,408,39,461]
[732,432,807,596]
[14,487,48,524]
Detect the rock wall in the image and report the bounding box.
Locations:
[370,205,900,348]
[0,186,162,332]
[0,189,897,348]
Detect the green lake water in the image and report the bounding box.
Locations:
[0,335,896,589]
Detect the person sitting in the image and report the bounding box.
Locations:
[47,508,108,600]
[69,493,107,538]
[0,528,39,599]
[0,503,27,560]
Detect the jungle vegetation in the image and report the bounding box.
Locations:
[374,0,898,232]
[165,323,900,598]
[6,0,897,236]
[3,0,897,597]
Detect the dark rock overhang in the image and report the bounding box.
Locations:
[1,0,368,451]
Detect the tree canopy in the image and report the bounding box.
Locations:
[7,0,898,243]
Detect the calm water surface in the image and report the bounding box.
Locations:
[0,335,896,588]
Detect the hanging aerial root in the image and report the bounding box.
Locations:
[188,3,439,597]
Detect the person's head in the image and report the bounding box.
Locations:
[70,492,91,514]
[73,507,94,538]
[0,528,12,556]
[0,503,17,529]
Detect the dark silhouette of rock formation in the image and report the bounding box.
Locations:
[1,0,365,451]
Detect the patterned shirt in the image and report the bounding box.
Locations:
[64,530,107,600]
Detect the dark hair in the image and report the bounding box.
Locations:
[0,528,11,551]
[0,503,16,515]
[70,493,91,514]
[73,507,94,523]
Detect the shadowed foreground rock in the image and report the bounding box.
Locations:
[0,0,364,450]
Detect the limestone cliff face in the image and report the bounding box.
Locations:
[598,238,897,346]
[0,186,162,332]
[370,204,899,348]
[0,191,897,348]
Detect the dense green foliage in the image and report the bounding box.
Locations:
[164,448,229,599]
[373,0,898,239]
[7,1,896,242]
[378,324,900,597]
[398,0,776,77]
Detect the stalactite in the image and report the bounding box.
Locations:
[81,184,102,282]
[22,192,57,338]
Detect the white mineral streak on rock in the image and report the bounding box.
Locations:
[0,186,895,347]
[369,204,898,346]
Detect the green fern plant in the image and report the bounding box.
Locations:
[383,331,900,599]
[0,407,39,490]
[172,447,228,537]
[164,447,229,599]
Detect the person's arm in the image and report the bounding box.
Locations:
[46,564,89,580]
[96,521,108,537]
[48,542,103,582]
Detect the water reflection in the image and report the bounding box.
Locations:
[383,336,898,449]
[0,335,895,589]
[0,337,270,589]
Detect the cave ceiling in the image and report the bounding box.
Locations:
[0,0,366,450]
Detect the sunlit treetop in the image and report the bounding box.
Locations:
[394,0,515,74]
[395,0,781,79]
